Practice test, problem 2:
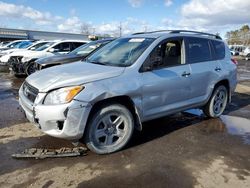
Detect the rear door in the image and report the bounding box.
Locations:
[141,37,192,120]
[185,37,222,103]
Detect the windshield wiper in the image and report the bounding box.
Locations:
[89,61,107,66]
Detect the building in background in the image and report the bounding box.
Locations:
[0,28,91,42]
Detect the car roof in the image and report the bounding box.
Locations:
[90,38,115,43]
[53,39,89,42]
[128,30,222,41]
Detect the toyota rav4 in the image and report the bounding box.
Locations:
[19,30,237,154]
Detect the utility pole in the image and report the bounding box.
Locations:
[118,22,122,37]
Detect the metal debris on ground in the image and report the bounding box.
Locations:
[12,147,88,159]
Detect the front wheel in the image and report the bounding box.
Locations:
[25,62,36,75]
[203,85,228,118]
[84,104,134,154]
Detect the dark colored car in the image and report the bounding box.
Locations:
[34,38,114,73]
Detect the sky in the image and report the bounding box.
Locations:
[0,0,250,38]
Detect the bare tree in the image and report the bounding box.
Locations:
[80,23,91,35]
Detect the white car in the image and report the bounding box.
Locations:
[242,47,250,60]
[0,41,49,65]
[9,40,88,75]
[0,40,32,51]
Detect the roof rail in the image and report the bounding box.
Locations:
[169,30,222,40]
[132,30,222,40]
[132,30,172,35]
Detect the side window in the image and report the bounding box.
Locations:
[53,43,71,52]
[211,40,225,60]
[187,38,212,63]
[144,39,183,70]
[53,44,61,51]
[61,42,71,52]
[72,42,85,50]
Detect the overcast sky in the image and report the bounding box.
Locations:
[0,0,249,37]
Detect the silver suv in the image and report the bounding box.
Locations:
[19,30,237,154]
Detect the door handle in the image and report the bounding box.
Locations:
[215,67,221,72]
[182,71,191,77]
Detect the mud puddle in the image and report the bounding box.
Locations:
[185,109,250,145]
[220,115,250,145]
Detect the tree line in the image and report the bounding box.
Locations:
[225,25,250,45]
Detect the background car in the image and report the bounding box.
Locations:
[33,38,114,75]
[0,41,49,65]
[8,40,88,76]
[242,46,250,60]
[0,40,33,51]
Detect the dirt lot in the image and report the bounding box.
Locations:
[0,60,250,188]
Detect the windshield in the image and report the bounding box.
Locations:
[87,37,154,67]
[27,42,49,50]
[15,41,33,49]
[35,42,55,51]
[6,41,22,48]
[70,41,109,56]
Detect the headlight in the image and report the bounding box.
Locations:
[44,86,84,105]
[22,57,32,63]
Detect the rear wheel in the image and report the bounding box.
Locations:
[84,104,134,154]
[203,85,228,118]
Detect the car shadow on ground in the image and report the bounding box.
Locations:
[127,112,207,149]
[224,92,250,115]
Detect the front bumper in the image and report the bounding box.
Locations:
[8,56,25,74]
[19,86,92,140]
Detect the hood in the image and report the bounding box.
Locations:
[0,49,15,55]
[9,49,50,58]
[21,50,52,59]
[0,47,9,51]
[26,61,125,92]
[36,53,83,65]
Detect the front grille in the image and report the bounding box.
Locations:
[22,82,39,103]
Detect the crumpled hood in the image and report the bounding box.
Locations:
[0,49,27,62]
[36,53,82,65]
[7,49,30,57]
[9,50,51,58]
[21,50,52,59]
[0,49,15,55]
[26,61,125,92]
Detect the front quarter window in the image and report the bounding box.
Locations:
[87,37,154,67]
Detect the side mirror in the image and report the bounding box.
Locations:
[48,48,59,53]
[30,47,36,50]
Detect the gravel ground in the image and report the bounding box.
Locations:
[0,60,249,188]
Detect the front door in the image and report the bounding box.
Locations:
[141,38,192,121]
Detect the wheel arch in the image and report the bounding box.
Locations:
[212,79,231,103]
[87,95,143,131]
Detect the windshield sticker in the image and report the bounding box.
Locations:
[129,38,145,43]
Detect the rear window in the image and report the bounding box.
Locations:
[187,37,212,63]
[211,40,225,60]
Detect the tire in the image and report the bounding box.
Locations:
[203,85,228,118]
[25,62,36,75]
[84,103,134,154]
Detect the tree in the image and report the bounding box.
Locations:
[80,23,91,35]
[225,25,250,45]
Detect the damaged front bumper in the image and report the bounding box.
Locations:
[19,85,92,140]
